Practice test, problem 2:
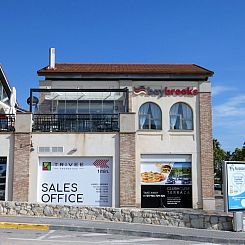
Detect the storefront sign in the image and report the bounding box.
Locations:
[133,86,198,97]
[38,157,112,207]
[141,161,192,208]
[225,161,245,211]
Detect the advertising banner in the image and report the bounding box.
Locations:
[38,157,112,207]
[141,161,192,208]
[225,161,245,211]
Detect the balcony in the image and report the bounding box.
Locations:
[29,88,128,133]
[32,114,119,132]
[0,114,15,132]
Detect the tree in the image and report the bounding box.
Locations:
[213,140,245,183]
[213,139,227,182]
[230,142,245,161]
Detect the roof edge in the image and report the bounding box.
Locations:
[37,63,214,77]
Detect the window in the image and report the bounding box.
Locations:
[0,157,7,201]
[170,102,193,130]
[139,102,162,130]
[0,80,9,104]
[57,100,115,114]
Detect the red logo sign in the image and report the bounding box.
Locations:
[133,86,198,97]
[93,159,110,168]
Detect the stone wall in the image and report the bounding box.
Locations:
[12,133,31,201]
[119,133,136,207]
[199,92,215,210]
[0,201,233,231]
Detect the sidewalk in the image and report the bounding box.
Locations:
[1,215,245,244]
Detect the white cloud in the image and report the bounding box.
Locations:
[213,93,245,151]
[213,118,245,128]
[213,95,245,117]
[213,94,245,150]
[212,85,236,96]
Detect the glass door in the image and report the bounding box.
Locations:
[0,157,7,201]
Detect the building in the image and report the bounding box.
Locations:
[0,49,215,210]
[0,65,16,201]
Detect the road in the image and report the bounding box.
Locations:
[0,229,222,245]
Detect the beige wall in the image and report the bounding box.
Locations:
[122,80,204,208]
[1,79,213,209]
[29,133,120,207]
[37,78,213,209]
[40,80,120,89]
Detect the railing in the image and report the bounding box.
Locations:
[32,114,119,132]
[0,114,15,132]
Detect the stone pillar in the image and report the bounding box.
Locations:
[119,113,136,207]
[12,113,32,201]
[199,91,215,210]
[128,91,133,112]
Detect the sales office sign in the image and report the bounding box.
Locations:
[37,157,112,207]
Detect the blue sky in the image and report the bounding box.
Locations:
[1,0,245,151]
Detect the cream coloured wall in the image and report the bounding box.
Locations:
[125,80,202,208]
[40,80,120,89]
[29,133,120,207]
[35,78,211,209]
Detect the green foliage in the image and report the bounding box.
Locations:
[229,142,245,161]
[213,139,227,181]
[213,140,245,183]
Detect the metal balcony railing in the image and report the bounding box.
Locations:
[0,114,15,132]
[32,114,119,132]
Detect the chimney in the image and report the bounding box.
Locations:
[49,48,55,69]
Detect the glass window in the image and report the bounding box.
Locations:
[139,102,162,130]
[0,80,9,104]
[0,81,3,101]
[78,101,90,114]
[65,101,77,114]
[170,103,193,130]
[56,100,115,114]
[0,157,7,201]
[57,101,66,114]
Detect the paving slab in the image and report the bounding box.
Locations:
[1,215,245,244]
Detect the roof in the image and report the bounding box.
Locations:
[0,65,11,97]
[37,63,214,76]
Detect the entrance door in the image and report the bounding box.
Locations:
[0,157,7,201]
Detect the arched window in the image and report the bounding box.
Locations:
[170,102,193,130]
[139,102,162,130]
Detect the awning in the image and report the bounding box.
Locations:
[44,92,124,101]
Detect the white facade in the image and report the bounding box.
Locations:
[32,78,208,208]
[29,133,120,207]
[0,61,214,210]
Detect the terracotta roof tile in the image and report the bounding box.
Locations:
[37,63,213,76]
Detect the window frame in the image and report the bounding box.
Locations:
[169,102,193,131]
[138,102,162,130]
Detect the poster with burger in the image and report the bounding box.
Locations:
[140,163,173,185]
[141,161,192,208]
[141,162,191,185]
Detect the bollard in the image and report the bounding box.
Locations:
[233,212,243,232]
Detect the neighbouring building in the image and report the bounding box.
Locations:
[0,65,15,201]
[0,49,215,210]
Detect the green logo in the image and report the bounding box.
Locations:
[42,162,51,171]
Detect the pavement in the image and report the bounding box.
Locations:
[0,194,243,244]
[1,215,245,244]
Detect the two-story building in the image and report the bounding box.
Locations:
[0,65,15,201]
[0,49,215,210]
